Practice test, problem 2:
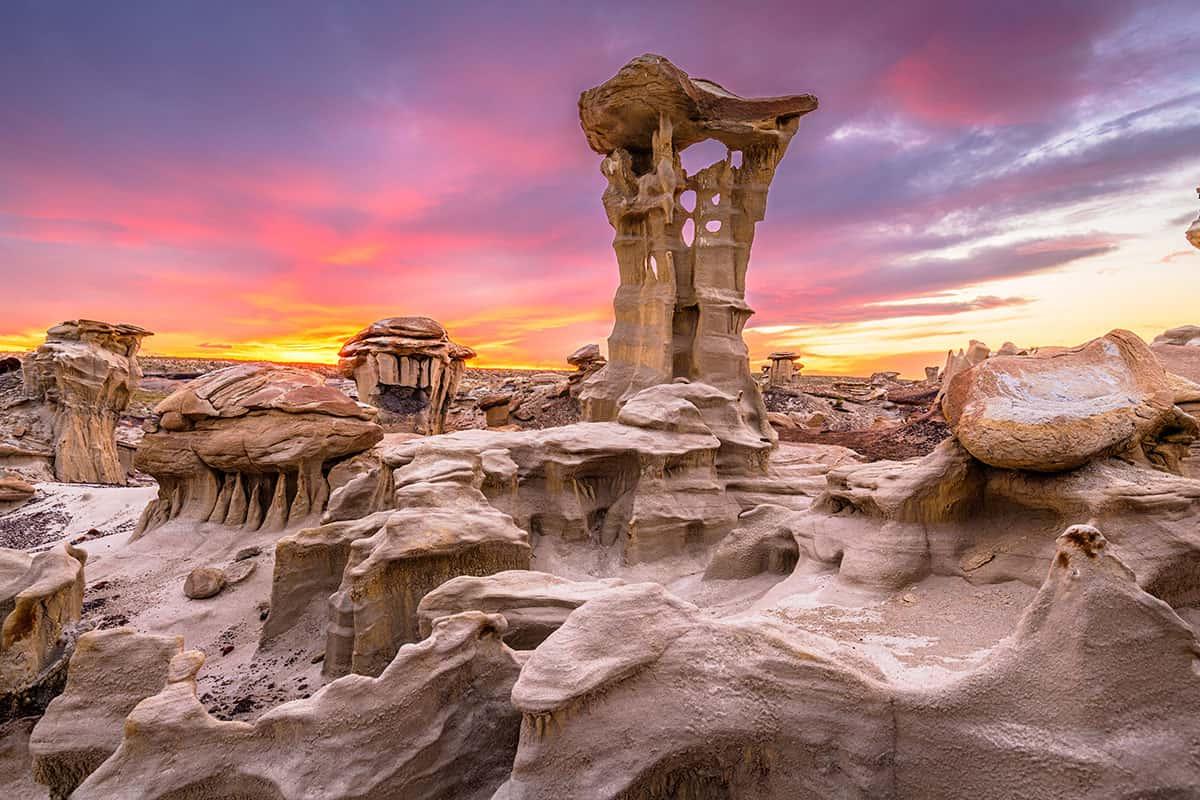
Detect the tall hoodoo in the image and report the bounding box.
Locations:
[577,54,817,440]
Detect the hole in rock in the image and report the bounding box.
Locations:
[681,218,695,246]
[705,219,722,233]
[648,254,659,279]
[377,384,429,415]
[711,193,721,206]
[679,138,728,177]
[679,189,696,213]
[731,150,743,168]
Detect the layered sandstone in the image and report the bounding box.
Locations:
[2,320,150,484]
[134,364,383,535]
[0,543,86,694]
[339,317,475,434]
[578,54,816,444]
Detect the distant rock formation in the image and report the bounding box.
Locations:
[577,54,817,444]
[338,317,475,435]
[134,364,383,536]
[1155,324,1200,347]
[0,320,150,484]
[565,344,605,399]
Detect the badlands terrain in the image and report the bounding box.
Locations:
[2,55,1200,799]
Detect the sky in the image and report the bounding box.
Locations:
[1,1,1198,376]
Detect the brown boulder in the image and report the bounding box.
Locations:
[943,330,1197,472]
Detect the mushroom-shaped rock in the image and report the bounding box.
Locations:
[578,55,815,447]
[30,627,181,799]
[338,316,475,435]
[17,320,151,484]
[134,364,383,536]
[943,329,1197,472]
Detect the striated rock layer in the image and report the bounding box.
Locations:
[6,320,150,484]
[134,364,383,536]
[0,543,86,696]
[578,54,816,444]
[339,316,475,434]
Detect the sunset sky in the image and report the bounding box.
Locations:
[1,1,1198,376]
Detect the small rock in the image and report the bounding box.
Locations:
[183,567,227,599]
[223,560,257,585]
[234,545,262,561]
[901,593,918,605]
[960,550,995,572]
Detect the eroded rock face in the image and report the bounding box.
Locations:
[943,330,1197,472]
[11,320,150,484]
[339,317,475,434]
[134,364,383,536]
[1155,324,1200,347]
[497,528,1200,799]
[73,613,523,800]
[0,543,86,694]
[566,344,605,400]
[416,571,624,649]
[578,54,816,443]
[29,627,180,799]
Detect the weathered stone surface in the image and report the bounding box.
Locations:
[73,614,522,800]
[338,316,474,434]
[497,528,1200,799]
[0,473,34,503]
[134,364,383,536]
[0,544,86,693]
[943,329,1196,472]
[182,567,226,599]
[416,571,624,649]
[30,627,180,799]
[565,345,605,399]
[7,320,151,484]
[578,55,816,446]
[1154,324,1200,347]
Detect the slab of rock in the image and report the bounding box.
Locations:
[30,627,180,799]
[0,473,34,503]
[134,364,383,536]
[182,567,226,599]
[943,329,1197,472]
[416,571,624,649]
[1154,324,1200,347]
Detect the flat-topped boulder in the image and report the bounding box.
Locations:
[135,364,383,535]
[339,316,475,434]
[943,329,1196,472]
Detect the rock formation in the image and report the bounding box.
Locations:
[72,614,523,800]
[0,543,86,695]
[565,344,605,399]
[765,352,800,386]
[0,320,150,484]
[0,472,34,504]
[29,627,180,799]
[577,54,817,444]
[494,526,1200,799]
[1155,324,1200,347]
[1187,187,1200,249]
[417,571,624,649]
[338,317,475,434]
[943,329,1196,472]
[134,364,383,536]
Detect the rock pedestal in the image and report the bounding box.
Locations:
[767,352,801,387]
[338,317,474,435]
[576,54,817,443]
